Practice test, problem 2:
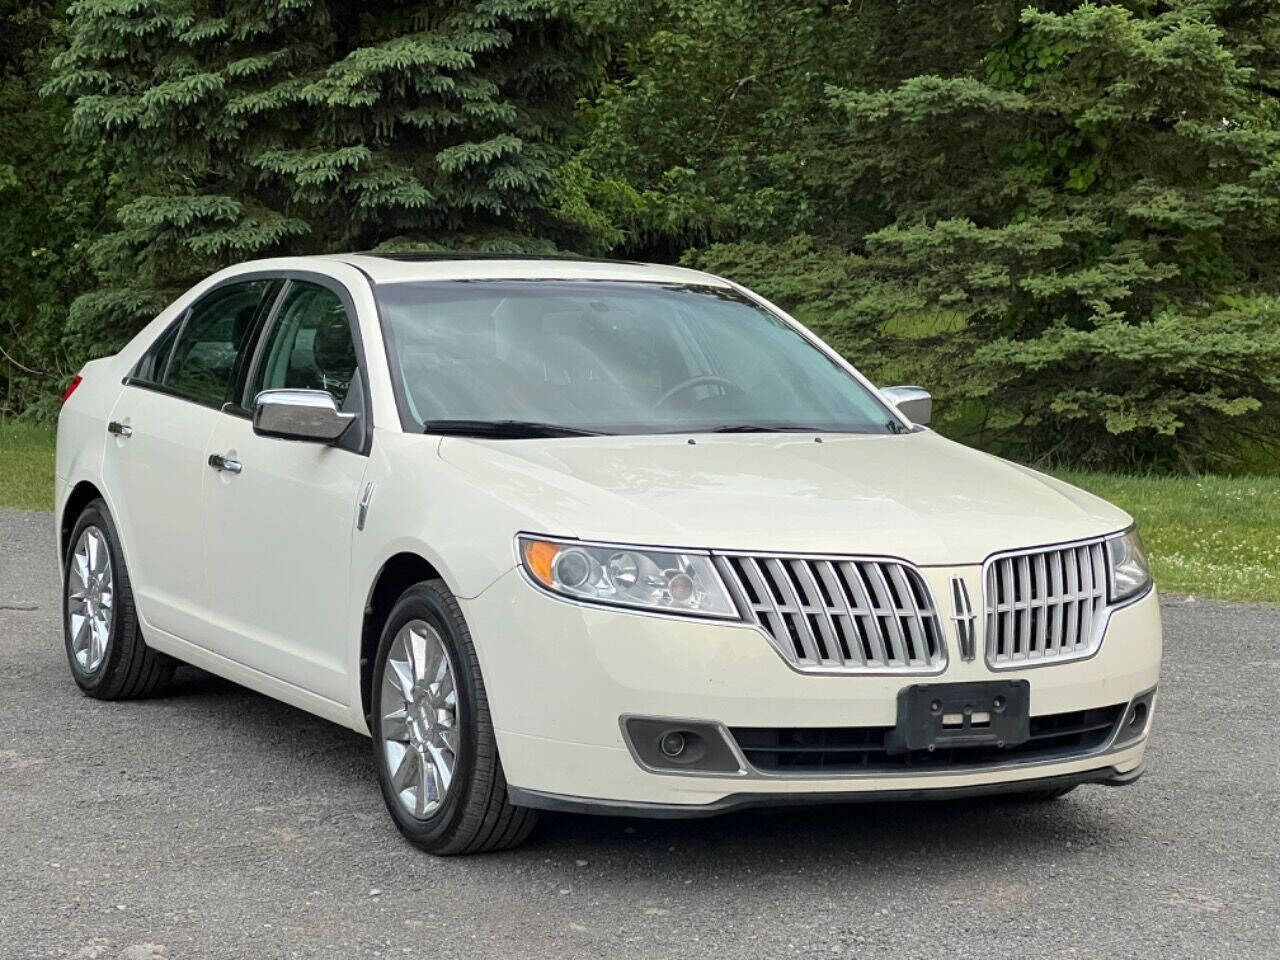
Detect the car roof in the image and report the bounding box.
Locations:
[317,252,732,288]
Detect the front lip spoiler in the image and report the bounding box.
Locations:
[508,763,1144,820]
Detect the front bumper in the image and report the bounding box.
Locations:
[462,566,1162,814]
[509,764,1146,819]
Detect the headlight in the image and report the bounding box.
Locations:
[1106,528,1151,603]
[518,536,738,619]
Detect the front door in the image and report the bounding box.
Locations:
[201,278,370,704]
[103,279,277,643]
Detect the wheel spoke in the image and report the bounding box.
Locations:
[438,726,460,755]
[390,742,419,793]
[430,643,448,684]
[388,658,415,701]
[381,706,410,742]
[86,529,102,574]
[72,550,90,590]
[407,627,430,682]
[427,742,453,792]
[435,668,455,706]
[416,759,437,816]
[70,613,89,656]
[90,619,107,666]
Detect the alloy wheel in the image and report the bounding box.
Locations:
[66,526,113,674]
[379,619,460,819]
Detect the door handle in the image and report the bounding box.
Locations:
[208,453,243,475]
[107,421,133,438]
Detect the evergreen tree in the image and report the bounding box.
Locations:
[0,1,108,417]
[46,0,602,358]
[590,1,1280,469]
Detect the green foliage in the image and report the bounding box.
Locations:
[0,420,59,511]
[36,0,602,382]
[1055,468,1280,604]
[668,1,1280,469]
[0,1,109,418]
[4,0,1280,472]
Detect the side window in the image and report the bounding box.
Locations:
[249,281,361,411]
[132,317,182,384]
[162,280,274,407]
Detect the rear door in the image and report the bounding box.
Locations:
[200,276,371,702]
[103,279,279,643]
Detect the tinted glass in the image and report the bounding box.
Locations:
[132,317,182,384]
[375,280,897,435]
[249,281,360,411]
[163,280,273,407]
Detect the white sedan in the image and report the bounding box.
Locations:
[55,254,1161,854]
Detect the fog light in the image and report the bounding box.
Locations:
[659,731,687,758]
[1129,701,1148,729]
[623,718,742,773]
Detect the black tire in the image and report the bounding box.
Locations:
[371,580,537,855]
[62,498,175,700]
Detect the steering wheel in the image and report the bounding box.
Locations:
[653,375,743,410]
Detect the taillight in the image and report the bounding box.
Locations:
[62,374,83,404]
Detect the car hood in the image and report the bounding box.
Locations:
[437,430,1130,565]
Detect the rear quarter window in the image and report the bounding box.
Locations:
[132,280,275,407]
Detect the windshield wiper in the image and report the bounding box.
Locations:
[700,424,835,433]
[422,419,608,438]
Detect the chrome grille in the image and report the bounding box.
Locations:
[716,554,946,673]
[984,539,1109,668]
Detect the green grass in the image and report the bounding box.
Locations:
[0,420,56,512]
[1,421,1275,603]
[1056,470,1280,606]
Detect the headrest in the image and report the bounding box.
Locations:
[313,307,356,377]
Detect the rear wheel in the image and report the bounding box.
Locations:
[371,580,537,854]
[63,499,174,699]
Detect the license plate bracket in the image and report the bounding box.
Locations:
[885,680,1030,755]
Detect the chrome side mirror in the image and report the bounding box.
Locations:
[253,389,356,443]
[882,386,932,426]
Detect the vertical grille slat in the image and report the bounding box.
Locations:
[1000,558,1015,658]
[840,561,886,664]
[816,561,865,666]
[1033,552,1048,657]
[865,562,908,666]
[1017,556,1032,657]
[792,559,843,664]
[720,553,945,674]
[764,557,825,664]
[887,564,928,664]
[984,538,1111,668]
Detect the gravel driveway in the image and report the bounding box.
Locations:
[2,507,1277,959]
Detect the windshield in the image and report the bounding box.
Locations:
[375,280,900,436]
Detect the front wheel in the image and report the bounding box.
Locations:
[371,580,537,854]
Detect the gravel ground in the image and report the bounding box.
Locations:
[2,507,1278,960]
